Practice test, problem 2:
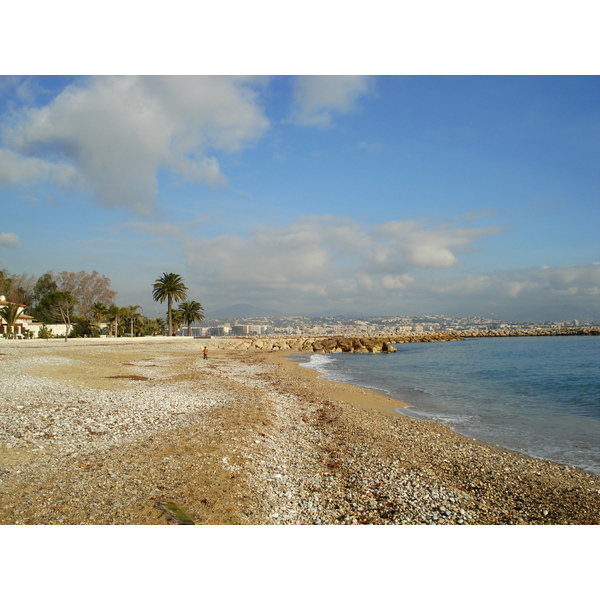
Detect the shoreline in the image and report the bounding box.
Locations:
[286,343,600,477]
[1,338,599,524]
[250,349,600,523]
[275,351,411,415]
[271,347,600,467]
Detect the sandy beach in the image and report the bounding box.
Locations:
[1,337,599,525]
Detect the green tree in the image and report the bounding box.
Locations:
[71,316,95,338]
[33,272,58,301]
[152,273,188,336]
[31,273,58,323]
[178,300,205,336]
[0,303,25,339]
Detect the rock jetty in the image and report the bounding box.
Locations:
[217,332,464,353]
[215,327,600,354]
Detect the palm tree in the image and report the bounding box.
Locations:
[178,300,205,336]
[91,301,108,336]
[124,304,142,337]
[0,303,25,339]
[154,317,166,336]
[134,314,149,337]
[106,304,124,337]
[169,308,184,335]
[152,273,188,336]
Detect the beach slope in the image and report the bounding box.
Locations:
[1,338,599,525]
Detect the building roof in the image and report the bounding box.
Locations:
[0,299,34,321]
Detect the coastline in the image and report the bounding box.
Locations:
[1,338,599,524]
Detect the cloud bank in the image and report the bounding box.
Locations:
[1,76,375,214]
[181,216,599,320]
[184,215,499,310]
[1,76,270,214]
[409,264,600,320]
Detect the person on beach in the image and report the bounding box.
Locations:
[203,346,209,360]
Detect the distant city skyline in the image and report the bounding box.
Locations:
[181,313,595,339]
[1,75,598,323]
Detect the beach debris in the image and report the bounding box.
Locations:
[157,500,196,524]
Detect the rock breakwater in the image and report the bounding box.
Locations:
[463,326,600,338]
[215,327,600,353]
[218,336,403,353]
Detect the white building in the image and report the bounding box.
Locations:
[0,297,36,338]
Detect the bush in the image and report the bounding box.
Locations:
[37,324,53,339]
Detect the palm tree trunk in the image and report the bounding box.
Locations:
[167,295,172,336]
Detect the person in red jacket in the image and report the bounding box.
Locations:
[203,346,209,360]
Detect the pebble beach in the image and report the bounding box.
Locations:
[1,337,599,525]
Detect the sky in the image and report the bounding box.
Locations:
[1,73,598,322]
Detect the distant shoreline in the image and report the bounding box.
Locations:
[4,326,597,356]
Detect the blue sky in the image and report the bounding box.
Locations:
[1,74,599,321]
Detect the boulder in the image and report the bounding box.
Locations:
[382,341,397,353]
[321,338,339,352]
[351,338,365,351]
[364,340,384,353]
[336,338,354,352]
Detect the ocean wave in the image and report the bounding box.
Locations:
[297,353,336,371]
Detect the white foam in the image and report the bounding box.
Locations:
[299,353,335,370]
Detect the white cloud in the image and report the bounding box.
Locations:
[2,76,269,214]
[0,232,21,248]
[370,220,502,270]
[408,264,600,320]
[289,76,372,127]
[1,76,373,216]
[0,147,77,187]
[180,214,600,320]
[188,226,332,285]
[184,215,502,311]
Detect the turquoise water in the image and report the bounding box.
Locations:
[295,336,600,475]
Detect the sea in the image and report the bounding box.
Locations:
[294,335,600,476]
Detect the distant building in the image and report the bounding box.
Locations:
[209,326,231,336]
[232,325,250,335]
[0,297,36,338]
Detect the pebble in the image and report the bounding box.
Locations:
[1,340,600,525]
